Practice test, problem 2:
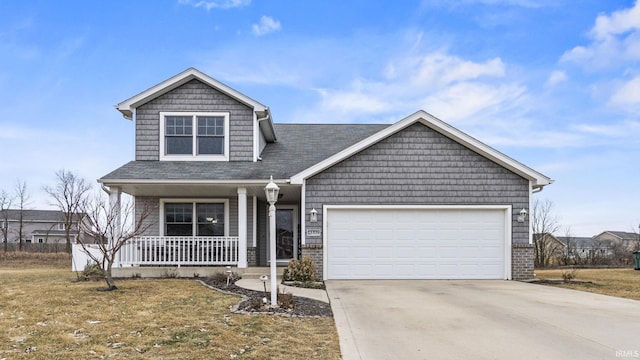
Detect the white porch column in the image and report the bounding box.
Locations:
[108,186,122,267]
[237,187,248,268]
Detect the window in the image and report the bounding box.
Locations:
[38,238,44,244]
[160,112,229,160]
[163,201,226,236]
[58,223,66,230]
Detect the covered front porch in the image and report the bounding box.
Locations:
[104,179,302,270]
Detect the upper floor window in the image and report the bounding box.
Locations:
[160,112,229,161]
[58,223,66,230]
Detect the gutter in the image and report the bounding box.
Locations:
[257,107,277,142]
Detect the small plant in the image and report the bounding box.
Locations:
[277,288,295,309]
[163,268,179,278]
[283,256,316,282]
[82,262,105,281]
[193,272,200,278]
[209,271,240,285]
[131,272,141,279]
[561,268,577,283]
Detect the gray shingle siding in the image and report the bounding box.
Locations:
[135,79,254,161]
[305,123,530,245]
[137,196,160,236]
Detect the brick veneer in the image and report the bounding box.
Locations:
[512,243,534,280]
[301,244,323,281]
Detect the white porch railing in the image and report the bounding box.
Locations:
[117,236,239,267]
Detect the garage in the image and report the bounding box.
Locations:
[325,206,511,280]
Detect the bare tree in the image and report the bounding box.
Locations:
[631,224,640,253]
[14,180,30,251]
[558,227,577,266]
[77,191,156,290]
[532,199,562,268]
[44,169,92,253]
[0,189,12,252]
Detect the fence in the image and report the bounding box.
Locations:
[1,243,68,253]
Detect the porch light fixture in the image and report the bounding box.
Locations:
[517,208,527,223]
[310,208,318,223]
[259,274,269,300]
[264,176,280,307]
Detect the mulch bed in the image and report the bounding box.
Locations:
[200,279,333,318]
[527,279,595,285]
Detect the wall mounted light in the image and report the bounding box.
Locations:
[310,208,318,223]
[517,208,527,223]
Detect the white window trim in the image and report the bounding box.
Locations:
[159,199,230,236]
[159,112,230,161]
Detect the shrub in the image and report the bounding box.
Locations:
[82,262,105,281]
[163,268,179,278]
[209,271,241,285]
[561,268,577,282]
[278,289,295,309]
[283,256,316,282]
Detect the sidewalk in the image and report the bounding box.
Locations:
[235,278,329,303]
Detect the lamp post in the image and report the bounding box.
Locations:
[264,176,280,307]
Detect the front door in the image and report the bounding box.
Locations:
[268,205,298,264]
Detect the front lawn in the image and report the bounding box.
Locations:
[0,262,340,359]
[534,268,640,301]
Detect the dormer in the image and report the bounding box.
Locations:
[115,68,277,162]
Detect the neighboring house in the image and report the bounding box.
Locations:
[557,236,614,263]
[1,209,92,244]
[593,231,639,252]
[95,68,552,280]
[533,233,565,266]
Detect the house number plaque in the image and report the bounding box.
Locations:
[306,228,321,237]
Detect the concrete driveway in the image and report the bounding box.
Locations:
[326,280,640,360]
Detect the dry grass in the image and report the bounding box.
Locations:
[0,265,340,359]
[534,268,640,301]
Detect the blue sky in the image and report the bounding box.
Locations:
[1,0,638,236]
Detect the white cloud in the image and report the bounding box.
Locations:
[609,76,640,107]
[575,120,640,139]
[545,70,567,87]
[561,1,640,68]
[178,0,251,11]
[309,51,517,125]
[252,16,281,36]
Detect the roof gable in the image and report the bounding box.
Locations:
[115,68,276,142]
[116,68,268,119]
[594,231,638,240]
[290,110,553,188]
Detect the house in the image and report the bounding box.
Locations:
[533,233,565,266]
[593,231,639,252]
[1,209,91,245]
[557,236,614,264]
[95,68,552,280]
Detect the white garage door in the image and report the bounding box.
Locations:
[326,207,509,280]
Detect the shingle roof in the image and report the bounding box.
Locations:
[100,123,389,181]
[603,231,637,240]
[557,236,602,248]
[1,209,65,222]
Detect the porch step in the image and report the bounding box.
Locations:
[239,267,285,279]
